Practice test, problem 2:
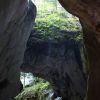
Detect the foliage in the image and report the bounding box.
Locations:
[33,12,82,41]
[18,1,83,100]
[32,0,82,42]
[15,78,50,100]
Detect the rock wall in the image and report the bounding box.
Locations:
[21,39,87,100]
[0,0,36,100]
[0,0,99,99]
[58,0,100,100]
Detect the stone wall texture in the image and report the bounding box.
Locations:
[0,0,36,100]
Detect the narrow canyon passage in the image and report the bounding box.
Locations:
[0,0,100,100]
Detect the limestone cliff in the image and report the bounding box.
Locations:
[0,0,100,100]
[58,0,100,100]
[0,0,36,100]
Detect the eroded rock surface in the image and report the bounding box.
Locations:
[0,0,99,99]
[21,39,87,100]
[58,0,100,100]
[0,0,36,100]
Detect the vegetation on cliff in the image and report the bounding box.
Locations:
[32,12,82,42]
[16,0,84,100]
[15,78,50,100]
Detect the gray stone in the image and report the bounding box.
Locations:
[0,0,36,100]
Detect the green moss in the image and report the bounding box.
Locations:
[15,79,50,100]
[33,12,81,41]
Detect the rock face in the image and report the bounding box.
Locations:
[58,0,100,100]
[21,39,87,100]
[0,0,100,100]
[0,0,36,100]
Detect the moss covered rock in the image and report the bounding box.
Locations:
[15,79,50,100]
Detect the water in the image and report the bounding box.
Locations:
[44,89,62,100]
[55,97,62,100]
[20,72,34,86]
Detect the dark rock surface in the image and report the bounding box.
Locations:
[21,39,87,100]
[0,0,36,100]
[58,0,100,100]
[0,0,100,99]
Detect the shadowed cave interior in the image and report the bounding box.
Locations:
[1,0,100,100]
[3,0,100,100]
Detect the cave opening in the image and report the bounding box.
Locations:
[16,0,87,100]
[1,0,100,100]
